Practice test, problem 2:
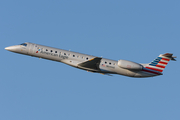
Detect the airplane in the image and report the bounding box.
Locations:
[5,42,176,78]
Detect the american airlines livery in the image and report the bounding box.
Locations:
[5,42,176,78]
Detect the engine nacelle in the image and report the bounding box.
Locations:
[118,60,143,70]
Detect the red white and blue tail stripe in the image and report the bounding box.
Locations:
[142,53,176,75]
[146,56,170,72]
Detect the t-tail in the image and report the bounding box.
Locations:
[144,53,176,74]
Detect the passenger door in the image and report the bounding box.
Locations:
[28,43,35,54]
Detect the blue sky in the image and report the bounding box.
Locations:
[1,0,180,120]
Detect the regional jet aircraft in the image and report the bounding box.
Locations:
[5,42,176,78]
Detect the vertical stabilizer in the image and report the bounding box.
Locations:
[145,53,176,72]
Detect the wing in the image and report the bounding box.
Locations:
[78,57,102,71]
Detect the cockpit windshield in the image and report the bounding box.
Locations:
[20,43,27,46]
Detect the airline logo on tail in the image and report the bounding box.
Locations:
[145,53,176,73]
[146,57,170,72]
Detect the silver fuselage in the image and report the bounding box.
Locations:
[5,42,160,78]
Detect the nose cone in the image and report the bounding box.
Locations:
[5,46,18,51]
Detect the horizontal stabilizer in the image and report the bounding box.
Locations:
[162,53,177,61]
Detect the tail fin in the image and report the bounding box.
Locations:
[145,53,176,72]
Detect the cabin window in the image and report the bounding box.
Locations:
[73,55,75,57]
[105,62,107,64]
[55,51,57,53]
[46,49,48,51]
[51,50,53,52]
[86,57,88,60]
[109,62,111,65]
[64,53,66,55]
